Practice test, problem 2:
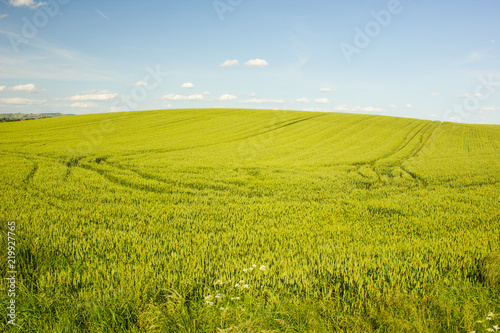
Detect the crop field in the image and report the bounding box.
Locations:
[0,108,499,332]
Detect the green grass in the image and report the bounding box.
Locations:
[0,108,499,332]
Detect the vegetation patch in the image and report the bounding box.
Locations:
[0,109,498,332]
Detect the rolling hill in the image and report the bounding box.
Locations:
[0,109,499,332]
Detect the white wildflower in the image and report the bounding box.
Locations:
[243,268,248,272]
[243,284,249,288]
[234,283,240,288]
[252,264,257,268]
[239,280,244,283]
[259,265,266,271]
[494,326,499,331]
[487,329,494,332]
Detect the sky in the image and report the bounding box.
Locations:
[0,0,499,124]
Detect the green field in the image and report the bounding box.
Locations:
[0,108,499,332]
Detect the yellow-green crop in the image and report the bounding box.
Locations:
[0,109,499,332]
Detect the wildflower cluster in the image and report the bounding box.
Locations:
[471,312,498,333]
[202,264,269,312]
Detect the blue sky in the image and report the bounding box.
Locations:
[0,0,499,124]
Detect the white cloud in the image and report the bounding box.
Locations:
[389,104,398,108]
[8,83,40,92]
[405,104,412,108]
[302,107,327,112]
[0,83,42,93]
[430,114,437,118]
[164,103,173,108]
[8,0,46,9]
[492,40,496,44]
[62,90,119,101]
[161,93,205,101]
[0,97,45,105]
[241,99,284,104]
[458,93,483,98]
[0,14,8,19]
[364,106,383,112]
[296,98,310,103]
[334,105,383,112]
[244,59,269,68]
[430,92,440,96]
[69,102,97,108]
[315,98,330,104]
[320,88,335,92]
[247,92,256,97]
[133,80,148,87]
[481,107,500,111]
[11,84,36,92]
[220,59,239,67]
[218,94,237,101]
[181,82,194,88]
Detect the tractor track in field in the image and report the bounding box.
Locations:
[393,122,442,183]
[104,160,175,186]
[203,113,328,145]
[348,121,426,170]
[3,151,42,185]
[375,121,433,164]
[399,121,441,161]
[76,160,173,194]
[77,159,225,194]
[64,115,329,192]
[418,122,442,153]
[24,162,38,185]
[126,113,329,155]
[391,122,442,185]
[349,121,442,186]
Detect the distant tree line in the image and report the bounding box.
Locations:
[1,113,67,122]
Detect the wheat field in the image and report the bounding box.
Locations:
[0,109,499,332]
